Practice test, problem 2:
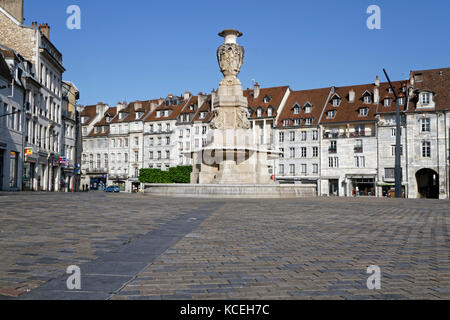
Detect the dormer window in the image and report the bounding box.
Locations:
[384,99,391,107]
[200,112,206,119]
[327,110,336,119]
[173,98,178,105]
[364,96,372,104]
[359,108,369,117]
[305,118,313,125]
[294,119,301,126]
[293,105,300,115]
[332,98,341,107]
[420,92,431,104]
[156,111,161,118]
[165,99,171,106]
[304,103,312,114]
[282,119,290,127]
[247,108,252,117]
[257,108,263,117]
[388,88,393,94]
[398,97,405,106]
[267,107,273,117]
[189,105,194,111]
[264,96,271,103]
[164,110,170,117]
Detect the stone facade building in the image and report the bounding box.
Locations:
[0,0,80,192]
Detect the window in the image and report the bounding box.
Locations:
[267,107,273,117]
[398,97,405,105]
[313,147,319,158]
[195,139,199,148]
[294,119,301,126]
[282,120,290,127]
[420,118,430,132]
[257,108,263,117]
[327,110,336,119]
[384,99,391,107]
[200,112,206,119]
[329,141,337,153]
[355,139,363,153]
[149,151,154,159]
[264,96,271,103]
[301,147,307,158]
[164,110,169,117]
[301,131,307,141]
[305,118,313,125]
[328,157,339,168]
[313,164,319,174]
[301,164,307,175]
[289,148,295,158]
[312,130,318,141]
[134,151,139,162]
[157,137,162,146]
[166,136,171,145]
[354,156,365,168]
[124,153,128,163]
[202,138,207,147]
[293,105,300,115]
[179,129,184,138]
[135,137,139,146]
[332,98,341,107]
[166,150,170,159]
[149,138,154,146]
[305,105,312,114]
[156,111,161,118]
[165,99,170,106]
[279,132,285,143]
[279,164,285,175]
[202,126,207,134]
[289,164,295,175]
[290,131,295,142]
[279,148,284,158]
[359,108,369,117]
[166,123,171,131]
[385,168,395,179]
[420,93,431,105]
[391,145,403,156]
[364,96,372,104]
[391,128,402,137]
[422,141,431,158]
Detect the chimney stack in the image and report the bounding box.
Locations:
[253,82,260,98]
[39,23,50,39]
[349,90,355,103]
[0,0,24,24]
[184,91,192,100]
[374,75,380,104]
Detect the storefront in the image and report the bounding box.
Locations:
[347,175,376,197]
[23,158,36,191]
[90,176,107,190]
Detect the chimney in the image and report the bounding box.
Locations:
[150,102,158,113]
[254,82,260,98]
[374,75,380,104]
[184,91,192,100]
[198,92,207,107]
[349,90,355,103]
[39,23,50,39]
[0,0,24,24]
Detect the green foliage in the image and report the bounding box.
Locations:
[139,166,192,184]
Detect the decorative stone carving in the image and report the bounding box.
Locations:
[210,108,225,130]
[236,107,251,129]
[217,29,245,85]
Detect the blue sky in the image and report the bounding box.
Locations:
[24,0,450,106]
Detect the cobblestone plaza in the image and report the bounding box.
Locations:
[0,192,448,300]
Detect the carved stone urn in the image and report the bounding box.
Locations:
[217,29,245,86]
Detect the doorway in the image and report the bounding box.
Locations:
[329,179,339,196]
[416,168,439,199]
[0,149,4,190]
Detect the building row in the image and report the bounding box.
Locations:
[81,67,450,199]
[0,0,81,192]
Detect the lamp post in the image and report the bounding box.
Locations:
[383,69,403,198]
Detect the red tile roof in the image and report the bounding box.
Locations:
[244,86,289,119]
[277,87,331,127]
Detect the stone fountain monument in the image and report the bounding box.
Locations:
[190,29,277,185]
[144,29,317,198]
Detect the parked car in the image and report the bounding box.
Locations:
[105,186,120,193]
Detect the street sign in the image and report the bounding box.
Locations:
[25,148,33,156]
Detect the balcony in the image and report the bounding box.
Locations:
[354,146,364,153]
[86,168,108,174]
[323,132,340,139]
[328,148,337,154]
